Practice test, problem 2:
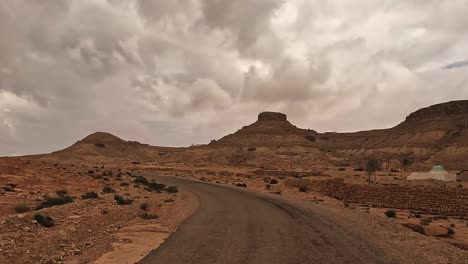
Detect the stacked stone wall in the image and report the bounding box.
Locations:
[285,178,468,216]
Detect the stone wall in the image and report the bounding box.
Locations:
[285,178,468,216]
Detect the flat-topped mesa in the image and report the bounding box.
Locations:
[405,100,468,122]
[258,112,288,122]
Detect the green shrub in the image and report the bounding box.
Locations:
[35,213,54,228]
[270,179,278,185]
[14,204,31,213]
[102,186,116,193]
[114,195,133,205]
[81,191,98,199]
[384,210,397,218]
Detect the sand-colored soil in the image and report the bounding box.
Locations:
[0,158,197,264]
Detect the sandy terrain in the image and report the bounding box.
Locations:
[0,157,197,264]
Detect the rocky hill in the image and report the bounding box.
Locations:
[204,101,468,170]
[48,132,179,162]
[210,112,317,147]
[39,100,468,170]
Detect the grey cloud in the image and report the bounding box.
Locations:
[0,0,468,156]
[443,59,468,70]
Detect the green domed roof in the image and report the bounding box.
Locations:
[431,165,446,172]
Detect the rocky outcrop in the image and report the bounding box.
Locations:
[257,112,287,122]
[210,112,317,147]
[404,100,468,123]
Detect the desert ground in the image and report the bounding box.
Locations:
[1,101,468,263]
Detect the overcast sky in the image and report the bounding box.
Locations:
[1,0,468,155]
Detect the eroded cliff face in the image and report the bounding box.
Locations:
[208,101,468,169]
[322,101,468,168]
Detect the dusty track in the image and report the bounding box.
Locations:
[139,176,402,264]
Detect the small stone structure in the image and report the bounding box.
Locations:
[407,165,457,182]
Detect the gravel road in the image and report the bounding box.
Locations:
[138,176,407,264]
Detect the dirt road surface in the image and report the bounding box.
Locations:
[138,176,452,264]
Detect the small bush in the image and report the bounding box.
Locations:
[164,198,174,203]
[81,191,98,199]
[353,168,364,172]
[38,194,74,209]
[167,186,178,193]
[6,183,17,188]
[14,204,31,213]
[2,186,15,192]
[149,182,166,192]
[114,195,133,205]
[35,213,54,228]
[120,182,129,187]
[140,213,158,219]
[95,143,105,148]
[384,210,397,218]
[298,186,307,192]
[270,179,278,185]
[448,228,455,236]
[102,186,116,193]
[236,183,247,188]
[132,161,141,165]
[134,176,149,185]
[140,203,148,211]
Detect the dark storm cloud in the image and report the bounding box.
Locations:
[0,0,467,155]
[443,59,468,70]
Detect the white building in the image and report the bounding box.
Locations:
[407,165,458,182]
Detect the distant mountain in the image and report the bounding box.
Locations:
[48,132,179,162]
[37,100,468,170]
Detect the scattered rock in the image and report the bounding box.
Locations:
[424,225,450,237]
[401,223,426,235]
